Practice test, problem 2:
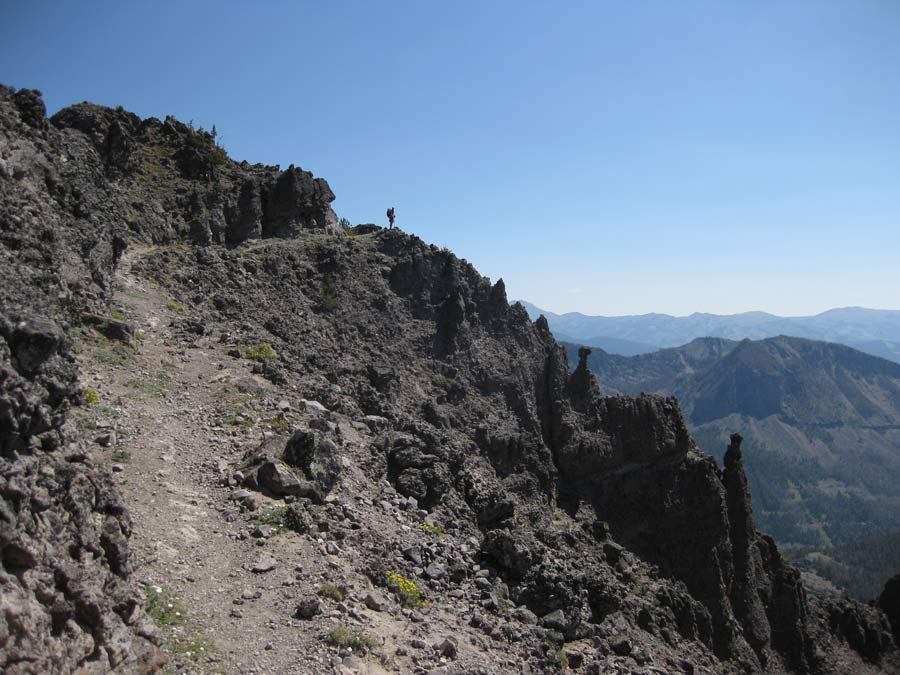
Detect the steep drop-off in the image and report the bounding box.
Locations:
[575,337,900,556]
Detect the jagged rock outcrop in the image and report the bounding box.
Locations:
[0,316,162,674]
[1,86,167,673]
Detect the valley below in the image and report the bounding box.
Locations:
[567,337,900,602]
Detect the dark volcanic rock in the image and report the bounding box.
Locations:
[0,315,162,673]
[283,428,342,494]
[239,436,322,501]
[0,86,169,673]
[879,573,900,639]
[265,165,338,236]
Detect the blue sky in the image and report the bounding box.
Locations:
[2,1,899,316]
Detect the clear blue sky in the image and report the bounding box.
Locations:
[3,1,899,316]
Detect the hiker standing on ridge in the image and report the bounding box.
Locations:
[387,207,395,229]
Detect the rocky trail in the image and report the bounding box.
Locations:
[70,246,547,675]
[74,246,379,674]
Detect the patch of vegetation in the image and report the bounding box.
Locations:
[166,300,187,313]
[217,389,260,425]
[254,505,307,534]
[419,521,445,538]
[184,122,228,165]
[83,388,101,405]
[95,342,132,366]
[323,626,378,652]
[339,217,352,231]
[111,449,131,462]
[386,571,426,608]
[245,343,278,361]
[430,373,452,387]
[125,374,170,398]
[173,634,217,665]
[96,405,121,418]
[254,506,290,534]
[222,413,254,429]
[111,309,126,320]
[318,273,338,313]
[318,583,345,602]
[143,585,186,627]
[143,584,222,673]
[266,413,292,432]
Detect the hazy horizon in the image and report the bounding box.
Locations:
[3,1,898,316]
[519,301,900,319]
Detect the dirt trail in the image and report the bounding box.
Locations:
[76,246,358,675]
[72,245,567,675]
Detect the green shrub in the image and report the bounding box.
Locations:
[319,273,337,313]
[419,521,445,538]
[324,626,378,652]
[430,373,451,387]
[245,343,278,361]
[386,571,426,608]
[267,413,292,432]
[166,300,187,313]
[83,388,101,405]
[254,505,307,534]
[318,583,345,601]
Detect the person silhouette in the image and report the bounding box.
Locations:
[387,207,395,229]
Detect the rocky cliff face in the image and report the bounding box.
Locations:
[2,85,899,674]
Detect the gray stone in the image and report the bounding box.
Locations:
[364,593,387,612]
[512,607,538,625]
[252,557,277,573]
[424,563,445,580]
[475,577,492,591]
[437,637,457,658]
[541,609,567,631]
[403,545,423,565]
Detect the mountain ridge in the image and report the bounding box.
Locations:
[523,301,900,363]
[3,84,899,674]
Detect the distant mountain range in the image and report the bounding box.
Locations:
[520,301,900,364]
[568,335,900,598]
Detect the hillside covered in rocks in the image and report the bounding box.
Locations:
[2,85,900,674]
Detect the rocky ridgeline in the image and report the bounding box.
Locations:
[0,84,337,674]
[2,84,900,674]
